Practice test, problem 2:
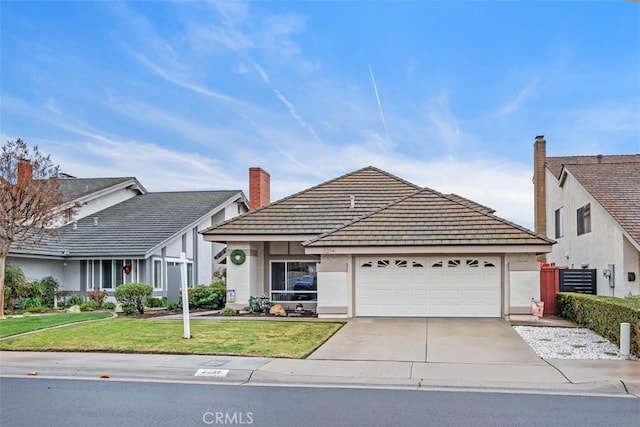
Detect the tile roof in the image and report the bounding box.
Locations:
[58,177,142,202]
[304,187,552,247]
[562,161,640,245]
[12,191,242,257]
[445,193,495,214]
[203,166,550,249]
[201,167,420,236]
[545,154,640,179]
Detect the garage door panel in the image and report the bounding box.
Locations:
[356,256,501,317]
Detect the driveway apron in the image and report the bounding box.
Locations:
[308,318,544,365]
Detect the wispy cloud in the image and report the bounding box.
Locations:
[427,93,461,151]
[496,78,539,117]
[368,64,391,143]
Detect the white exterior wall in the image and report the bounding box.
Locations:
[75,187,139,220]
[227,242,255,309]
[51,187,140,228]
[317,254,351,318]
[506,255,540,315]
[7,256,71,289]
[546,170,640,296]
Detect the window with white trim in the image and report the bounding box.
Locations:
[84,259,141,290]
[153,259,163,290]
[270,261,317,302]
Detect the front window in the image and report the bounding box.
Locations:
[577,204,591,236]
[270,261,317,302]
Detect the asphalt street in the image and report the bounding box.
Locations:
[1,378,638,427]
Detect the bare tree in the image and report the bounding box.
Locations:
[0,139,64,317]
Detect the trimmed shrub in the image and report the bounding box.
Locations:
[114,283,152,314]
[87,290,107,307]
[145,296,163,308]
[219,307,238,316]
[122,304,137,316]
[557,292,640,357]
[104,301,116,310]
[187,284,225,310]
[245,295,273,314]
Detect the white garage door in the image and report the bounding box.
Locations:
[356,256,501,317]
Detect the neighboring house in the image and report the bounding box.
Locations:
[8,173,248,300]
[202,166,553,318]
[533,136,640,297]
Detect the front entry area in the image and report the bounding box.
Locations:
[355,256,501,317]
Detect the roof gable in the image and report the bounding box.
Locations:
[546,154,640,179]
[563,161,640,245]
[12,190,243,257]
[304,187,553,248]
[59,177,145,202]
[202,166,420,236]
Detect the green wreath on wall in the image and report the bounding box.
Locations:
[230,249,246,265]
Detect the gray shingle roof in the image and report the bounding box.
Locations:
[304,187,553,247]
[202,167,420,236]
[12,191,242,257]
[58,177,141,202]
[546,154,640,179]
[563,161,640,245]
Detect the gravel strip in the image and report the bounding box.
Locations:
[513,326,636,360]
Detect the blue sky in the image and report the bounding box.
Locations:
[1,1,639,229]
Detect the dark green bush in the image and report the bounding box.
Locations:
[114,283,152,314]
[145,296,163,308]
[219,307,238,316]
[32,276,60,307]
[104,301,116,310]
[87,290,107,307]
[245,295,272,314]
[187,284,225,310]
[557,292,640,357]
[4,263,29,309]
[122,304,137,316]
[20,297,43,311]
[67,294,84,306]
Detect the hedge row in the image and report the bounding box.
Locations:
[557,292,640,357]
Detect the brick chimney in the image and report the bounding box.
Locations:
[17,159,33,184]
[249,167,270,210]
[533,135,547,261]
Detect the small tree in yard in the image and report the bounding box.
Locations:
[0,139,64,318]
[115,283,152,314]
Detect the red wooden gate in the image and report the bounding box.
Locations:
[540,266,560,316]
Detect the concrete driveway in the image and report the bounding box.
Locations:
[309,318,544,364]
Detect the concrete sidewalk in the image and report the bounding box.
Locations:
[1,351,638,397]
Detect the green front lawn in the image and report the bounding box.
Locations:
[0,319,344,359]
[0,312,113,338]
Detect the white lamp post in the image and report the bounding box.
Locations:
[180,252,191,339]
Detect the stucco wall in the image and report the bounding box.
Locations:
[7,256,76,290]
[316,254,351,318]
[507,257,540,315]
[545,169,639,296]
